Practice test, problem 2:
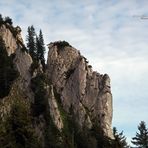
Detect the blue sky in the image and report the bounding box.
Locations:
[1,0,148,146]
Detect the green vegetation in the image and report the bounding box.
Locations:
[2,14,147,148]
[26,25,37,61]
[0,14,13,26]
[53,88,116,148]
[29,60,39,75]
[0,14,27,54]
[26,26,46,72]
[51,88,131,148]
[31,74,63,147]
[4,16,13,25]
[53,88,81,148]
[36,29,46,70]
[31,73,47,116]
[0,99,41,148]
[54,41,72,51]
[131,121,148,148]
[113,127,129,148]
[43,112,61,148]
[89,123,114,148]
[0,37,19,98]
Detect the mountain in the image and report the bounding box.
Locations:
[0,21,114,148]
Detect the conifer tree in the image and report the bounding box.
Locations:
[26,25,36,61]
[0,100,41,147]
[113,127,129,148]
[131,121,148,148]
[36,29,45,69]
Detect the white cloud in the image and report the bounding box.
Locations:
[1,0,148,145]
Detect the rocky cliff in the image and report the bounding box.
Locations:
[47,41,113,138]
[0,23,32,91]
[0,22,114,148]
[0,23,32,118]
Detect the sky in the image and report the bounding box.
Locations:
[0,0,148,146]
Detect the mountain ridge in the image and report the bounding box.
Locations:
[0,22,114,148]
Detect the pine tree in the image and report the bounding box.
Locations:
[131,121,148,148]
[36,29,45,70]
[113,127,129,148]
[35,35,40,61]
[0,100,41,147]
[26,25,36,61]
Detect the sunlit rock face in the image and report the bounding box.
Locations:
[0,21,114,146]
[46,41,113,138]
[0,23,33,119]
[0,24,32,89]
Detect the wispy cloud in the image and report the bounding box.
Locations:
[1,0,148,145]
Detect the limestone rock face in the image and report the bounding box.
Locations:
[0,24,32,90]
[14,48,32,89]
[0,22,114,144]
[0,24,17,55]
[0,23,33,120]
[47,85,63,130]
[46,41,113,138]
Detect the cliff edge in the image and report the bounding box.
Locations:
[46,41,113,139]
[0,21,114,147]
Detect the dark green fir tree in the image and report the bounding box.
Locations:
[113,127,129,148]
[36,29,45,70]
[131,121,148,148]
[26,25,36,61]
[0,100,41,148]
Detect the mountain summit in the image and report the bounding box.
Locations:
[0,21,114,148]
[47,41,113,138]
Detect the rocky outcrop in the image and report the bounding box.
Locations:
[0,24,32,92]
[47,85,63,130]
[0,23,33,122]
[14,48,32,90]
[0,21,114,147]
[0,24,17,55]
[47,41,113,138]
